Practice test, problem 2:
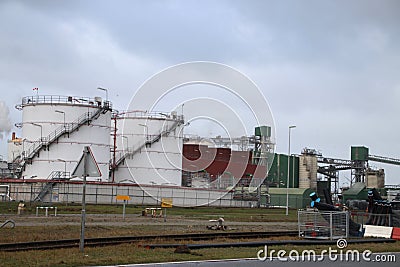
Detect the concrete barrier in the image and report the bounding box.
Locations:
[364,225,393,238]
[391,227,400,240]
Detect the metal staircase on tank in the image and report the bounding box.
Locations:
[112,119,182,171]
[13,106,109,177]
[33,171,69,202]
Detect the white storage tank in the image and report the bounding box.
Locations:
[299,154,318,190]
[111,111,184,186]
[16,95,112,181]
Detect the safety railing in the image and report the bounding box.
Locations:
[33,172,69,202]
[21,95,110,106]
[47,171,71,180]
[0,220,15,229]
[22,107,105,161]
[112,120,182,169]
[351,211,393,227]
[115,110,181,120]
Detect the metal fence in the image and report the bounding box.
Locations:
[350,211,393,227]
[298,210,349,240]
[2,181,260,208]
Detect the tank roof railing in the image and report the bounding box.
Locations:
[114,110,181,120]
[21,95,112,109]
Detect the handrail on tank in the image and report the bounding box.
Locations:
[114,110,182,120]
[21,95,112,109]
[112,119,182,169]
[22,111,96,160]
[14,106,108,167]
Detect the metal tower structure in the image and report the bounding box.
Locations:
[316,146,400,199]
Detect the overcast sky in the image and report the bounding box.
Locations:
[0,0,399,185]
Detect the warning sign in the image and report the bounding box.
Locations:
[71,146,101,177]
[116,195,131,201]
[161,198,173,208]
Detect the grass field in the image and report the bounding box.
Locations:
[1,202,399,266]
[1,240,399,267]
[0,201,298,222]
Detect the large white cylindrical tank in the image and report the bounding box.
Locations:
[112,111,183,186]
[19,95,112,181]
[299,154,318,190]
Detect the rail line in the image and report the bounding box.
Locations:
[143,238,397,250]
[0,230,298,252]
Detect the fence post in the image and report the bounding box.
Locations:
[346,211,349,238]
[141,189,144,207]
[111,186,114,204]
[329,212,333,240]
[297,210,301,238]
[183,189,185,207]
[66,183,69,204]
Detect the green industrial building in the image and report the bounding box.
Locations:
[265,153,299,188]
[265,188,313,209]
[342,182,368,203]
[351,146,369,161]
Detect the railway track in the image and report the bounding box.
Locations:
[143,238,397,250]
[0,231,298,252]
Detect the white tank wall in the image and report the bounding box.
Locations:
[20,99,111,181]
[113,115,183,186]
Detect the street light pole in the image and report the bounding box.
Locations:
[97,87,108,103]
[55,110,66,130]
[31,123,43,142]
[121,135,129,152]
[22,138,27,158]
[286,125,296,216]
[57,159,67,178]
[138,124,149,141]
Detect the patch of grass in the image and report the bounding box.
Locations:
[0,224,208,243]
[1,202,298,222]
[0,202,18,213]
[1,241,399,267]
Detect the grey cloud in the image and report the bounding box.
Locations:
[0,0,399,184]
